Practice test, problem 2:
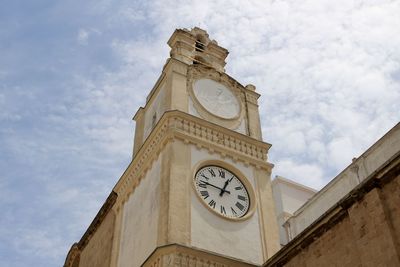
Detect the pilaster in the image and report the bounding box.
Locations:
[164,59,189,112]
[167,139,191,245]
[245,85,263,140]
[254,167,281,260]
[133,107,145,156]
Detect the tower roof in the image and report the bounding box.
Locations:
[167,27,229,72]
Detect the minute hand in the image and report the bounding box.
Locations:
[200,181,231,194]
[220,176,234,197]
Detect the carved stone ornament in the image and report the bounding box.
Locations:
[143,244,257,267]
[187,65,246,129]
[113,110,272,209]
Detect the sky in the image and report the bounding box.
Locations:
[0,0,399,266]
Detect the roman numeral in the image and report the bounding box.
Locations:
[208,169,216,177]
[229,176,234,182]
[218,169,225,178]
[200,173,209,180]
[198,182,207,188]
[231,207,237,215]
[236,202,244,211]
[208,200,216,209]
[220,205,226,215]
[235,186,243,190]
[200,190,209,199]
[238,195,246,201]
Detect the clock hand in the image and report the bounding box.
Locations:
[219,175,234,197]
[200,180,230,194]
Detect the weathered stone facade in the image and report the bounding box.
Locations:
[265,152,400,267]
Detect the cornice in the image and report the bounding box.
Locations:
[143,244,257,267]
[113,110,273,208]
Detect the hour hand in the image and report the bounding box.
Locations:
[200,180,230,194]
[219,175,234,197]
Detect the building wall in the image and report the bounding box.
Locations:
[381,173,400,250]
[275,181,316,214]
[79,211,115,267]
[284,216,360,267]
[286,124,400,240]
[272,177,316,246]
[268,172,400,267]
[117,156,162,267]
[348,186,400,267]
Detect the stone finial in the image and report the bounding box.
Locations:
[167,27,229,72]
[245,84,256,91]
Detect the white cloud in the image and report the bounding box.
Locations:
[2,0,400,266]
[11,229,64,260]
[273,159,325,189]
[327,136,356,168]
[121,0,400,183]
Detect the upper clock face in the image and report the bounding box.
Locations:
[193,79,240,119]
[194,165,250,219]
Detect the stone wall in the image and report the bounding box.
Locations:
[79,210,116,267]
[265,156,400,267]
[285,123,400,240]
[283,216,360,267]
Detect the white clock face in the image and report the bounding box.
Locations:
[193,79,240,119]
[194,165,250,219]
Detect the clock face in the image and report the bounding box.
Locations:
[193,79,240,119]
[194,165,250,219]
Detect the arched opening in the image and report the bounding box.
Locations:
[195,35,206,52]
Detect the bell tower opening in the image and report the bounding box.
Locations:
[195,35,206,52]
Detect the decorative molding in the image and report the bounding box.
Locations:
[143,244,257,267]
[113,110,272,208]
[245,91,260,105]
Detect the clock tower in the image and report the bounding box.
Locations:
[64,27,280,267]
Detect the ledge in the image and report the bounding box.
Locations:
[114,110,273,207]
[143,243,257,267]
